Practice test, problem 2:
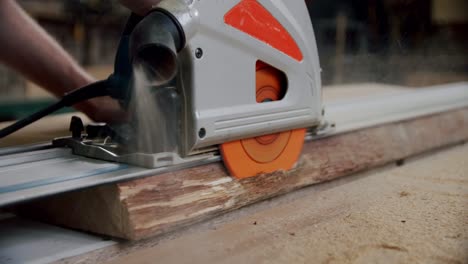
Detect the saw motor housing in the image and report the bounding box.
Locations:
[154,0,322,156]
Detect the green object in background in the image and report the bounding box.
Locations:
[0,99,75,122]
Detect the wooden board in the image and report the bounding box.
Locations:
[14,107,468,240]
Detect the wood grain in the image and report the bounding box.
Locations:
[15,108,468,240]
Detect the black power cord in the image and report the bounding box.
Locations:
[0,80,110,139]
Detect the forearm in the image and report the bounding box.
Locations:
[0,0,93,98]
[119,0,163,15]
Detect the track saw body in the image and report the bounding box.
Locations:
[54,0,323,179]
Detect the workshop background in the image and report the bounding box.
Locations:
[0,0,467,121]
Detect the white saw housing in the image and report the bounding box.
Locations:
[156,0,322,156]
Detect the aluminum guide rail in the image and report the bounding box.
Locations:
[0,83,467,206]
[0,216,115,263]
[325,83,468,135]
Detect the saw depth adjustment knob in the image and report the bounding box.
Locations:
[69,116,84,139]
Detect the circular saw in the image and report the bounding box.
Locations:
[0,0,323,180]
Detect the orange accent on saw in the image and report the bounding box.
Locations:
[224,0,304,61]
[220,62,306,179]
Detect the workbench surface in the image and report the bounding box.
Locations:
[66,143,467,264]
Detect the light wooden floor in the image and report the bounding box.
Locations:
[62,143,467,264]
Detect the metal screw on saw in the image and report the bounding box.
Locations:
[198,128,206,139]
[195,48,203,59]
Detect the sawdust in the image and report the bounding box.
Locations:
[399,191,410,197]
[128,66,177,154]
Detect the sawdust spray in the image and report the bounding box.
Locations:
[128,65,180,154]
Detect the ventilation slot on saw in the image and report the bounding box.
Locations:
[255,61,287,104]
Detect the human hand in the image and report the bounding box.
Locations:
[75,96,129,124]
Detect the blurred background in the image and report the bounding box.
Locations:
[0,0,467,121]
